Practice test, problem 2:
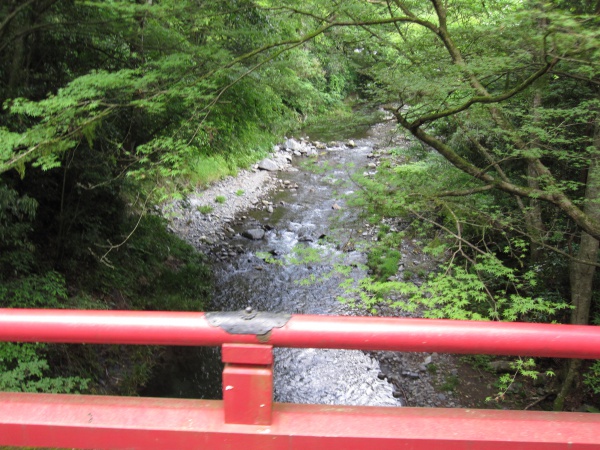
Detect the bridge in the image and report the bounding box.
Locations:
[0,308,599,449]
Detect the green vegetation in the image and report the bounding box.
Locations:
[235,189,245,196]
[197,205,214,214]
[214,195,227,204]
[440,375,459,393]
[1,0,599,411]
[0,0,351,397]
[367,247,401,282]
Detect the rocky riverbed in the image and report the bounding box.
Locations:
[163,121,500,409]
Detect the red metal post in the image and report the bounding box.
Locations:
[222,343,273,425]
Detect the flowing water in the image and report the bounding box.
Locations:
[145,121,401,407]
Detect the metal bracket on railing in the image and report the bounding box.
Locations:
[206,308,291,335]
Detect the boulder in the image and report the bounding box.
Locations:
[285,138,303,152]
[258,158,279,171]
[242,229,265,240]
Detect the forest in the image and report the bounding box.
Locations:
[1,0,599,411]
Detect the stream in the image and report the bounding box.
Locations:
[144,119,460,408]
[209,134,400,407]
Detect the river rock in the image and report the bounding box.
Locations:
[489,360,514,373]
[258,158,279,171]
[285,138,303,152]
[242,229,265,240]
[348,140,357,148]
[401,370,420,379]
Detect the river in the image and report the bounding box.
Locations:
[144,118,461,409]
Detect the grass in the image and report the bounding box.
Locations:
[197,205,213,214]
[440,375,459,392]
[214,195,226,204]
[235,189,245,196]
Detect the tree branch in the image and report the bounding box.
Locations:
[407,60,558,129]
[437,185,495,197]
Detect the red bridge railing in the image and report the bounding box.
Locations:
[1,308,599,449]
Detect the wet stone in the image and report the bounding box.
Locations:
[242,229,265,240]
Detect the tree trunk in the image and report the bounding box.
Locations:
[525,90,547,264]
[553,109,600,411]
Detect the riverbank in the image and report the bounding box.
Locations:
[163,121,526,410]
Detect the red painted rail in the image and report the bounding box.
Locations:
[1,308,600,357]
[1,308,599,449]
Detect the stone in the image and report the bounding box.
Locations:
[437,393,447,402]
[258,158,279,171]
[401,370,420,379]
[285,138,303,151]
[489,360,514,373]
[347,139,357,148]
[367,162,377,169]
[424,355,432,365]
[332,203,341,210]
[242,229,265,240]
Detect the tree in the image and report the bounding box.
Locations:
[252,0,599,407]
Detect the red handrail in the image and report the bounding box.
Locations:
[2,308,600,449]
[0,308,599,358]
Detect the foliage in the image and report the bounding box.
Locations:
[584,361,600,395]
[0,343,88,394]
[0,185,37,275]
[1,0,598,408]
[0,271,67,309]
[486,358,555,403]
[367,247,401,282]
[84,214,212,311]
